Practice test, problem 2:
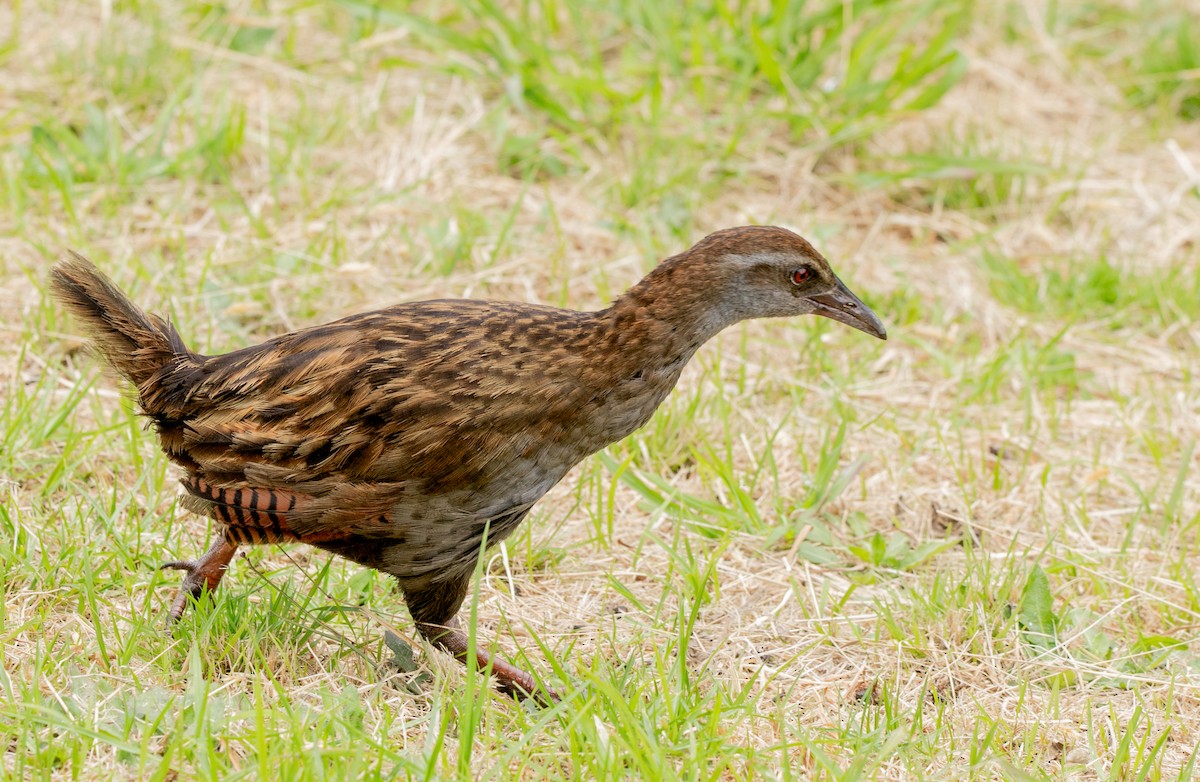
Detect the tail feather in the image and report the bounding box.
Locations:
[50,252,193,393]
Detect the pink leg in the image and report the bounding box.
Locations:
[418,615,560,704]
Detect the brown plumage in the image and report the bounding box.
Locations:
[50,225,886,701]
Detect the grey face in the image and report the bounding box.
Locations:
[725,250,888,340]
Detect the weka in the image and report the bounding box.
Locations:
[50,225,886,701]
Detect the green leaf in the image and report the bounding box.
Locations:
[794,541,842,567]
[1019,565,1057,652]
[383,631,433,693]
[383,631,415,670]
[870,531,887,565]
[230,26,277,55]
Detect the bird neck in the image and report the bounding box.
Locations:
[591,254,737,373]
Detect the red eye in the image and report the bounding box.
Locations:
[790,268,811,285]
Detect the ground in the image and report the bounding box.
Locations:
[1,0,1199,779]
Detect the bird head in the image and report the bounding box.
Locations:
[683,225,888,340]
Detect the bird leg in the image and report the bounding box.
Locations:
[406,579,559,704]
[160,534,238,621]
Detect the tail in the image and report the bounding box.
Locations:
[50,252,193,390]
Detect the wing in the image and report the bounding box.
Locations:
[154,300,601,538]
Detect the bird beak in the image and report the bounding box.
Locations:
[808,276,888,340]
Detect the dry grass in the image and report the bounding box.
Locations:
[2,0,1199,779]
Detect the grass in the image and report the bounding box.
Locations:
[2,0,1199,779]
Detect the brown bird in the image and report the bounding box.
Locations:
[50,225,885,701]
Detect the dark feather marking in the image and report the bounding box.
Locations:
[181,476,307,541]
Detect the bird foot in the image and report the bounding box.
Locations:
[489,655,560,706]
[419,618,560,705]
[159,537,238,622]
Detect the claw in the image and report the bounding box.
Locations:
[161,537,238,622]
[494,668,561,706]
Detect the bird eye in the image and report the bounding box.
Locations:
[790,267,812,285]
